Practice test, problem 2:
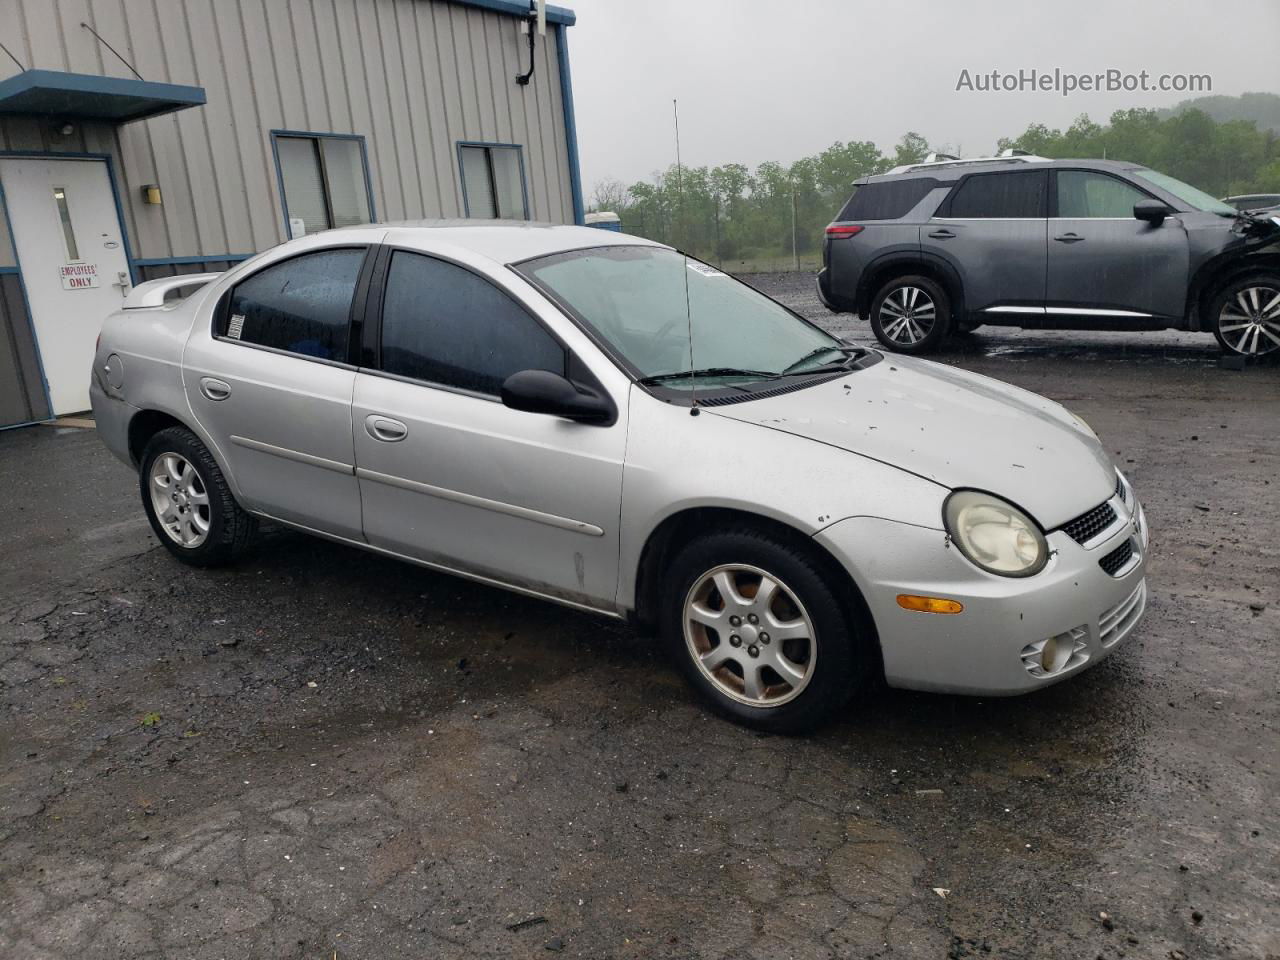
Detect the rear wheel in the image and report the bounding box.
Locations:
[661,528,868,733]
[139,426,257,566]
[1209,274,1280,357]
[869,275,951,353]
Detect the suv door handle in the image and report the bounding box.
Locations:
[1054,233,1085,243]
[927,229,956,239]
[199,377,231,401]
[365,415,407,442]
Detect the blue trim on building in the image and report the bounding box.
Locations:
[0,266,19,275]
[0,69,206,123]
[269,130,377,240]
[0,174,55,427]
[135,254,254,267]
[456,141,530,219]
[451,0,575,26]
[554,23,585,226]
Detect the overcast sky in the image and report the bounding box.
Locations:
[567,0,1280,196]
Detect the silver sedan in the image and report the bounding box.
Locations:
[90,222,1148,731]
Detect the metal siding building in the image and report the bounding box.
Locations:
[0,0,582,427]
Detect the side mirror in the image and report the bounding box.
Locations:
[1133,199,1172,224]
[500,369,615,425]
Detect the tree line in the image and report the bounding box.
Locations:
[590,105,1280,268]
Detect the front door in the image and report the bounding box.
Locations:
[352,249,626,609]
[1047,169,1190,320]
[0,157,132,415]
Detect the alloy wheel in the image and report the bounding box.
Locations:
[683,563,817,708]
[149,452,211,548]
[878,285,936,345]
[1218,284,1280,356]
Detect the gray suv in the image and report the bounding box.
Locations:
[817,153,1280,356]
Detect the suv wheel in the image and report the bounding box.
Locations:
[139,426,258,566]
[661,528,867,733]
[1209,275,1280,357]
[869,275,951,353]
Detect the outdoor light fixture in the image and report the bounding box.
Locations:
[141,184,162,205]
[58,122,75,137]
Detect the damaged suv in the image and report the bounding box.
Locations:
[818,152,1280,356]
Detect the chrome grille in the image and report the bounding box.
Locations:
[1060,500,1117,544]
[1115,473,1127,504]
[1099,539,1134,576]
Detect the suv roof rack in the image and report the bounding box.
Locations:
[886,148,1052,176]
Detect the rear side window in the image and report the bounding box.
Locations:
[221,248,364,361]
[1056,171,1150,218]
[943,170,1047,218]
[379,251,564,396]
[838,178,938,221]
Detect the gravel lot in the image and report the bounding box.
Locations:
[1,275,1277,960]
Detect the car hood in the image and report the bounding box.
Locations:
[710,355,1114,529]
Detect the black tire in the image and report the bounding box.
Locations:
[869,274,952,354]
[660,527,870,734]
[1207,273,1280,358]
[139,426,258,567]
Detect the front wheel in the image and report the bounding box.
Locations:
[869,275,952,354]
[661,529,868,733]
[1208,274,1280,357]
[139,426,258,566]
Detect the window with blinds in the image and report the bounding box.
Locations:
[275,134,373,239]
[459,144,528,220]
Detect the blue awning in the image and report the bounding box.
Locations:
[0,70,206,123]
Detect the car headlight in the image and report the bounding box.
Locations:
[943,490,1049,578]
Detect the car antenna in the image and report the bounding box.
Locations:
[673,97,698,416]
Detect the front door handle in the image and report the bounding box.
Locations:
[1054,233,1085,243]
[365,415,407,442]
[199,377,231,401]
[927,229,956,239]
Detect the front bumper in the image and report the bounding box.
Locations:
[816,496,1149,696]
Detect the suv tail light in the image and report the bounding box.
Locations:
[825,224,864,238]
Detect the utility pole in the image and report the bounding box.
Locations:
[791,179,799,272]
[672,98,684,249]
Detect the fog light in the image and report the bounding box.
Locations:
[896,594,963,614]
[1040,634,1070,673]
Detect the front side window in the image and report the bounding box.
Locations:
[275,134,373,238]
[1056,171,1150,218]
[945,170,1047,218]
[459,144,528,219]
[220,248,365,361]
[516,246,846,391]
[379,251,563,395]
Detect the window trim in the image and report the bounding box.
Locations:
[362,245,570,402]
[1048,168,1159,219]
[212,244,376,367]
[270,130,377,240]
[936,169,1049,220]
[456,141,530,220]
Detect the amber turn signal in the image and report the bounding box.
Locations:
[896,594,964,614]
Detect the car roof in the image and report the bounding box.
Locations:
[314,219,665,264]
[860,157,1145,186]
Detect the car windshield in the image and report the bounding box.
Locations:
[516,246,847,390]
[1132,168,1237,214]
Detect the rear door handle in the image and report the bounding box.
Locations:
[199,377,231,401]
[1054,233,1085,243]
[927,229,956,239]
[365,415,407,442]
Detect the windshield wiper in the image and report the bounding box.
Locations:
[638,367,781,386]
[780,344,862,375]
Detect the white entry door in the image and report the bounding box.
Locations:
[0,158,132,415]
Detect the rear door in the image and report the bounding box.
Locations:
[184,245,375,539]
[351,246,627,609]
[1046,169,1189,320]
[923,168,1048,316]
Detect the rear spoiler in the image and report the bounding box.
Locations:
[122,273,221,310]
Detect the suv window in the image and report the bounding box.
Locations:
[944,170,1047,218]
[837,178,939,221]
[379,251,565,395]
[221,248,365,361]
[1056,171,1149,218]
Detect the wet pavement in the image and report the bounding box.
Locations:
[1,275,1277,959]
